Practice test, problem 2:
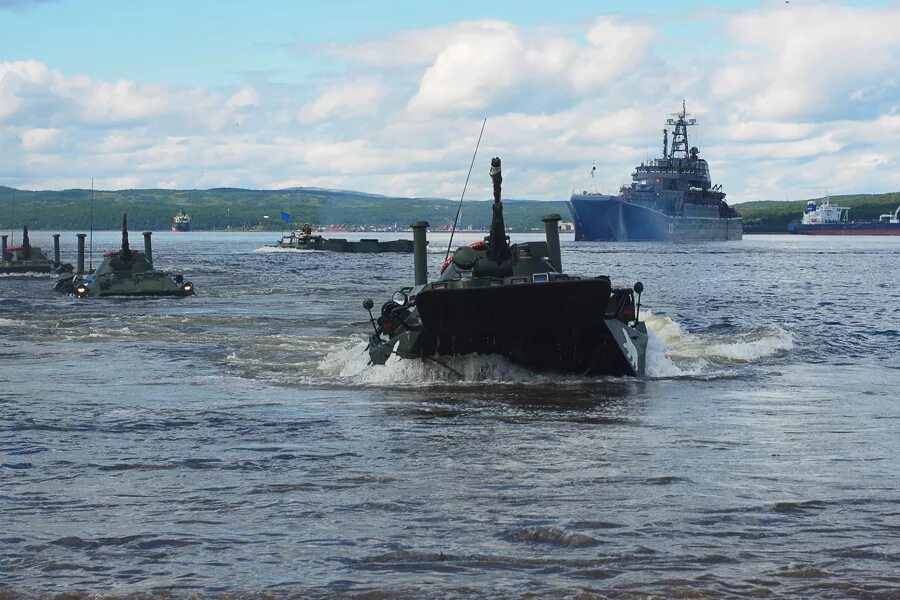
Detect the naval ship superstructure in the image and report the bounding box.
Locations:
[567,103,742,241]
[171,210,192,232]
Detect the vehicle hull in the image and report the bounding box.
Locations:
[407,279,645,376]
[0,264,53,274]
[275,236,414,253]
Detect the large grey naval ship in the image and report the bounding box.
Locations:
[567,102,742,241]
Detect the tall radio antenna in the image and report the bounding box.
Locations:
[89,178,94,270]
[445,118,487,262]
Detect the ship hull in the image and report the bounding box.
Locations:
[171,223,191,232]
[568,195,743,242]
[788,222,900,235]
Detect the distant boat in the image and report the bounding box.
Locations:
[788,199,900,235]
[171,210,192,232]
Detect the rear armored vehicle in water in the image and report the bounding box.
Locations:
[274,223,415,253]
[363,158,648,377]
[1,227,73,275]
[56,213,195,298]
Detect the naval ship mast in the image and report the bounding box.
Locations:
[665,100,697,160]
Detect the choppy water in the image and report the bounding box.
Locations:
[1,230,899,599]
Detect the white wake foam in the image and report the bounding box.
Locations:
[644,312,793,367]
[317,340,559,386]
[251,246,318,253]
[644,324,686,378]
[317,327,684,386]
[307,312,793,386]
[0,272,52,278]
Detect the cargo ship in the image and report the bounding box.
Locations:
[171,210,192,232]
[567,103,742,241]
[787,199,900,235]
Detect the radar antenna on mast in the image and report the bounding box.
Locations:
[588,162,598,193]
[665,99,697,159]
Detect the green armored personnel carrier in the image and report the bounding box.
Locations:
[56,214,195,298]
[1,227,73,275]
[363,157,648,377]
[274,225,415,253]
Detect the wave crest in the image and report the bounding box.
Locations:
[645,312,793,365]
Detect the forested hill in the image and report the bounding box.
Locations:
[735,192,900,233]
[2,185,898,233]
[0,186,568,231]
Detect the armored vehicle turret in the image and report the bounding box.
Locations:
[363,157,648,377]
[1,226,73,275]
[56,213,195,298]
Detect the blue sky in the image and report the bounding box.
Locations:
[2,0,761,86]
[2,0,899,201]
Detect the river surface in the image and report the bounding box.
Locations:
[1,231,899,599]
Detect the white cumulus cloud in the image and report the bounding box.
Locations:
[406,17,656,116]
[19,127,61,151]
[298,79,388,123]
[713,4,900,119]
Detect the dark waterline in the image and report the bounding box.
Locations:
[2,231,899,599]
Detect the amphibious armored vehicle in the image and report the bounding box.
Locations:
[56,214,195,298]
[1,227,72,275]
[363,157,648,377]
[274,226,415,253]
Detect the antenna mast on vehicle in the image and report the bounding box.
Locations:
[445,118,487,262]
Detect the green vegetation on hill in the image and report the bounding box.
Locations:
[734,192,900,233]
[2,185,898,233]
[0,186,568,231]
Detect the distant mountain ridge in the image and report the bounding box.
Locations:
[0,185,567,231]
[2,185,897,233]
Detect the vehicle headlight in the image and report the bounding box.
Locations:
[391,291,407,305]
